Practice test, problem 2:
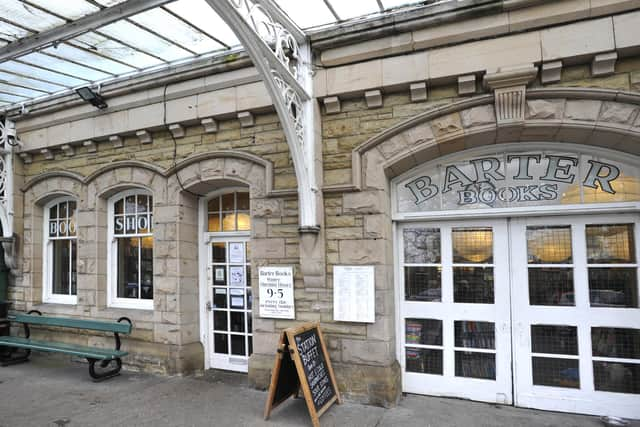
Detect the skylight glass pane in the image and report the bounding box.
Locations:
[0,92,28,103]
[129,8,224,55]
[166,0,239,47]
[0,61,86,87]
[99,20,192,62]
[274,0,336,28]
[70,32,162,69]
[0,71,64,93]
[0,0,66,32]
[381,0,424,9]
[41,44,135,75]
[329,0,381,20]
[91,0,129,6]
[0,82,48,98]
[0,20,32,42]
[20,51,114,80]
[26,0,100,20]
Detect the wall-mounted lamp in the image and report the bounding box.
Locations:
[75,86,107,109]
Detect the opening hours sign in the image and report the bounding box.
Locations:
[259,266,295,319]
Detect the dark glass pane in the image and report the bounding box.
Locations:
[403,228,441,264]
[125,214,136,234]
[246,266,251,288]
[48,220,57,237]
[140,237,153,300]
[406,348,442,375]
[207,196,219,213]
[452,228,493,264]
[247,289,252,310]
[214,333,228,354]
[222,193,234,211]
[117,237,139,299]
[212,242,226,263]
[114,199,124,215]
[531,325,578,355]
[68,201,76,216]
[528,268,574,306]
[237,192,249,210]
[230,312,245,333]
[124,195,135,213]
[248,337,253,356]
[593,362,640,394]
[52,239,71,295]
[455,351,496,380]
[247,312,252,333]
[237,212,250,231]
[532,357,579,388]
[114,215,124,235]
[589,268,638,307]
[527,226,572,264]
[50,204,58,219]
[59,201,68,219]
[231,335,246,356]
[213,310,227,331]
[405,319,442,346]
[404,266,441,302]
[453,267,494,304]
[71,240,77,295]
[592,328,640,359]
[455,321,495,349]
[138,214,151,234]
[136,194,148,213]
[213,288,227,308]
[587,224,635,264]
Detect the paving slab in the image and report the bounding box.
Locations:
[0,357,638,427]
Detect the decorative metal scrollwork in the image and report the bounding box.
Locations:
[229,0,302,82]
[272,71,304,147]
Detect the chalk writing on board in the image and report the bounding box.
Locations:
[295,329,336,411]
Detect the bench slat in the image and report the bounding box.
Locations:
[0,336,128,360]
[9,314,132,334]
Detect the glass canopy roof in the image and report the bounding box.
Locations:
[0,0,432,111]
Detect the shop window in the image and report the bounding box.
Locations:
[109,190,153,309]
[43,198,77,304]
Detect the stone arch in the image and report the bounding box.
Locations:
[355,88,640,189]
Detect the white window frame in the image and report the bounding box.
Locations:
[42,196,78,305]
[107,189,154,310]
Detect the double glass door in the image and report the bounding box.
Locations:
[398,214,640,418]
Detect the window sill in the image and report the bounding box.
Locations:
[109,299,154,311]
[42,296,77,305]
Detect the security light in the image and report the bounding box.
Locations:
[75,87,107,109]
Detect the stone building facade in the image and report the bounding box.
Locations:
[5,0,640,418]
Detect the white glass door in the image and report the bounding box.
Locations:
[207,238,253,372]
[511,214,640,418]
[398,219,513,404]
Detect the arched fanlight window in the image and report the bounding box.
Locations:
[207,191,250,232]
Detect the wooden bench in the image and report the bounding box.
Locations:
[0,310,132,381]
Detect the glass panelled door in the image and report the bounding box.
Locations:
[208,238,253,372]
[399,219,513,404]
[511,215,640,418]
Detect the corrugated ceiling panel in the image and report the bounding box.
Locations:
[0,20,32,42]
[0,92,29,103]
[41,44,136,74]
[0,82,48,97]
[0,61,85,87]
[0,71,64,92]
[70,32,163,69]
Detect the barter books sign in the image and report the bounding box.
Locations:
[395,148,640,213]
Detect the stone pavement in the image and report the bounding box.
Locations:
[1,357,638,427]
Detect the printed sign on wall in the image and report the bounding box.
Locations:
[259,266,295,319]
[333,265,375,323]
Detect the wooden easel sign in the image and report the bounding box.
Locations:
[264,322,342,427]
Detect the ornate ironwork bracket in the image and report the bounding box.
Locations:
[204,0,320,229]
[0,116,14,239]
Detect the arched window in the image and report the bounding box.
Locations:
[108,190,153,310]
[43,198,77,304]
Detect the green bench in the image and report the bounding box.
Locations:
[0,310,132,381]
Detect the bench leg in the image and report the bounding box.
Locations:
[87,357,122,382]
[0,348,31,366]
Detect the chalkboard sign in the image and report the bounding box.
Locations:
[264,323,341,427]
